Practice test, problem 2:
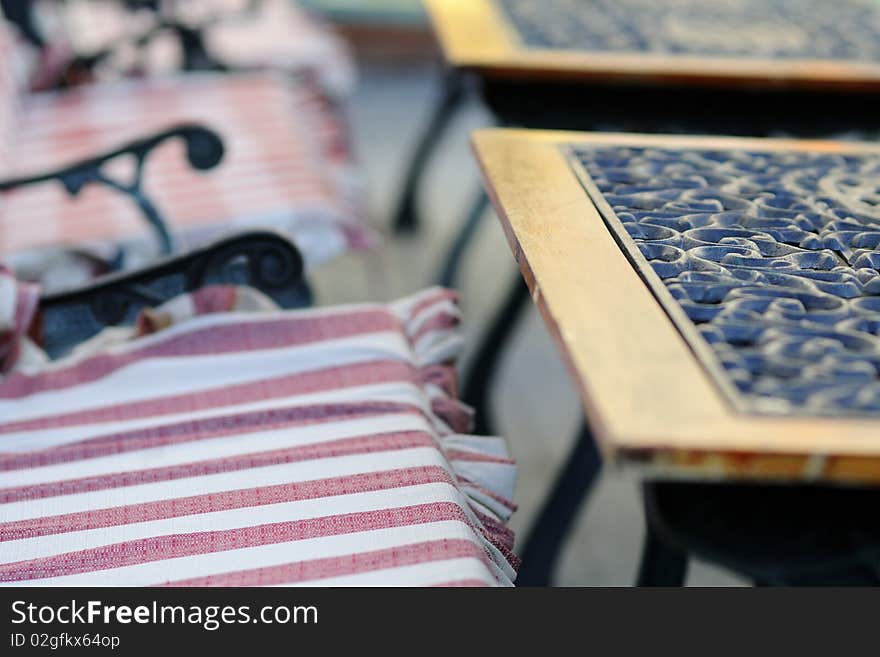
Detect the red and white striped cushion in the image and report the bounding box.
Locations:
[0,72,370,268]
[0,287,518,586]
[0,24,30,176]
[39,0,356,100]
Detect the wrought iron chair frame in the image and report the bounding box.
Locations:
[35,228,306,355]
[0,123,225,257]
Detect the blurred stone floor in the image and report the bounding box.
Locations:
[310,62,746,586]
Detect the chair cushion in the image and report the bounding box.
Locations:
[38,0,356,100]
[0,287,518,586]
[0,24,32,176]
[0,72,370,269]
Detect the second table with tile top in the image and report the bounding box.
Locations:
[399,0,880,229]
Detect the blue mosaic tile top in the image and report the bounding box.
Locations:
[573,145,880,415]
[498,0,880,61]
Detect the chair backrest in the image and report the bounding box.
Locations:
[0,23,30,175]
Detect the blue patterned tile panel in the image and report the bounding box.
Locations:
[572,145,880,415]
[499,0,880,61]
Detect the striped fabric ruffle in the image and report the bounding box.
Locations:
[0,265,41,375]
[0,286,518,586]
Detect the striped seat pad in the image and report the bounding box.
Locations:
[0,287,518,586]
[0,72,370,267]
[45,0,356,100]
[0,25,31,177]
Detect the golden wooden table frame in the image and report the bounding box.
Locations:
[427,0,880,91]
[474,128,880,485]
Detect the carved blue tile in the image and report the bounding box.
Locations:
[499,0,880,62]
[572,145,880,415]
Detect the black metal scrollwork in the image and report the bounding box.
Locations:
[186,229,305,293]
[0,124,224,257]
[37,229,306,358]
[574,145,880,416]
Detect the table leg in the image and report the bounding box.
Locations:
[391,70,466,234]
[640,481,880,586]
[516,422,602,586]
[436,189,490,288]
[462,273,530,436]
[635,522,689,587]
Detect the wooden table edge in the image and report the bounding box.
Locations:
[472,128,880,484]
[427,0,880,92]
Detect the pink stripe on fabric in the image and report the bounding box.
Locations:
[474,511,516,553]
[0,502,471,582]
[0,402,420,472]
[429,398,473,434]
[340,223,374,250]
[477,529,520,573]
[431,579,489,587]
[420,364,458,397]
[0,431,435,504]
[452,480,519,567]
[0,465,455,542]
[191,286,239,316]
[158,539,490,586]
[0,310,400,399]
[445,450,516,465]
[0,360,418,434]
